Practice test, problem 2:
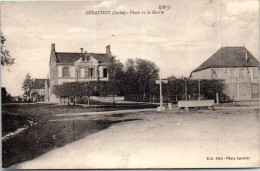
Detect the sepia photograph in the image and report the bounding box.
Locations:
[1,0,259,169]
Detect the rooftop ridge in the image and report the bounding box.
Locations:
[223,46,245,48]
[55,52,107,55]
[30,78,47,80]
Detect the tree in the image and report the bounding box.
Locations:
[135,58,159,95]
[123,59,139,95]
[22,73,33,100]
[122,58,160,97]
[82,82,95,106]
[1,33,14,67]
[107,56,124,106]
[1,87,7,103]
[167,75,177,81]
[164,78,224,102]
[53,85,63,103]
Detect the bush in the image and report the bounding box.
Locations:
[164,79,225,101]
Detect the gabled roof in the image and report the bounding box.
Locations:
[192,47,259,73]
[32,79,46,89]
[55,52,112,64]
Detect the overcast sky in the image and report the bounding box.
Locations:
[1,0,259,96]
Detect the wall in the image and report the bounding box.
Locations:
[191,67,259,83]
[191,67,259,100]
[90,96,124,102]
[57,65,75,78]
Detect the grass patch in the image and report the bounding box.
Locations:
[2,114,32,137]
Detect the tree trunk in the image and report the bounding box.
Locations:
[73,96,76,106]
[87,96,90,106]
[68,97,70,106]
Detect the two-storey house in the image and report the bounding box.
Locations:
[190,47,259,100]
[46,44,112,102]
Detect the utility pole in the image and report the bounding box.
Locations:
[198,79,201,100]
[155,78,168,111]
[160,78,162,108]
[185,79,187,101]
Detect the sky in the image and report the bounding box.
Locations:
[1,0,259,96]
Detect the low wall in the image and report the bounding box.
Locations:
[90,96,125,102]
[178,100,214,108]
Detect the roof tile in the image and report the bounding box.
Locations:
[55,52,112,64]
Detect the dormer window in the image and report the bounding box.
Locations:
[86,55,90,61]
[83,55,90,61]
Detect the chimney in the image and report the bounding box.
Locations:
[51,43,55,51]
[245,49,249,64]
[80,48,83,53]
[106,45,111,54]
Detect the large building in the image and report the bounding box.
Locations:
[190,47,259,100]
[30,79,47,102]
[45,44,112,102]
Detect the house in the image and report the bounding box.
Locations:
[190,47,259,100]
[46,44,112,102]
[31,79,47,102]
[13,96,23,102]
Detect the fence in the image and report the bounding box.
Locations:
[124,94,181,103]
[124,93,225,103]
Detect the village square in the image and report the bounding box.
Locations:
[1,0,259,169]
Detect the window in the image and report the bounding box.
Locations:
[87,68,94,78]
[224,68,228,73]
[239,69,244,78]
[230,69,236,78]
[252,84,259,94]
[103,68,108,78]
[62,67,69,78]
[253,68,258,78]
[80,68,85,78]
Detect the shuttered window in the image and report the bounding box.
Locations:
[87,68,94,78]
[63,67,69,78]
[253,68,258,78]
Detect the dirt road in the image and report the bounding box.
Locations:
[10,108,260,169]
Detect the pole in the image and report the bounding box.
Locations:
[216,93,219,104]
[72,114,74,141]
[198,79,201,100]
[160,78,163,110]
[185,79,187,101]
